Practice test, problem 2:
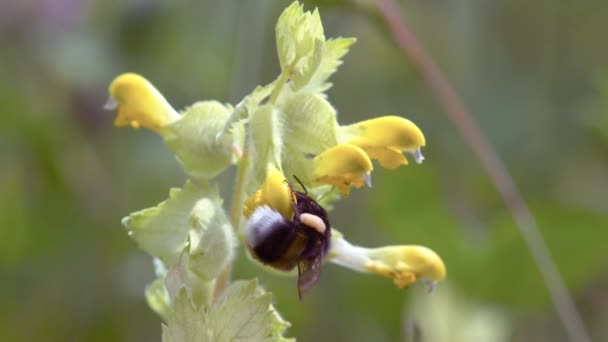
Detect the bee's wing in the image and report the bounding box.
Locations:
[297,255,323,300]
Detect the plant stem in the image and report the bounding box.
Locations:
[370,0,590,341]
[213,69,290,299]
[213,144,250,299]
[269,69,290,104]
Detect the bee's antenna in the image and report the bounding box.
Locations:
[293,175,307,194]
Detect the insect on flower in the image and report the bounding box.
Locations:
[245,177,331,299]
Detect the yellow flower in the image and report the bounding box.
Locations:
[337,116,426,169]
[328,234,445,289]
[243,166,295,220]
[305,116,425,197]
[105,73,180,132]
[311,144,373,196]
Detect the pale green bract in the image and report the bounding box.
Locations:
[278,92,339,187]
[301,37,356,93]
[281,92,338,155]
[188,198,236,282]
[275,2,356,93]
[122,181,217,265]
[162,281,293,342]
[164,251,216,309]
[145,276,171,321]
[165,101,235,180]
[275,2,324,80]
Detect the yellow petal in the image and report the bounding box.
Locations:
[243,166,295,219]
[106,73,179,132]
[312,144,373,196]
[365,245,446,287]
[338,116,426,167]
[364,146,408,170]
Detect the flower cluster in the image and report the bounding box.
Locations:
[107,2,445,340]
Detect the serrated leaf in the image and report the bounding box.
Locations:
[303,37,356,92]
[165,101,234,180]
[122,181,215,264]
[291,38,324,90]
[165,251,216,309]
[163,280,292,342]
[206,279,293,342]
[162,289,208,342]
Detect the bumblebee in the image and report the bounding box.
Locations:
[245,179,331,299]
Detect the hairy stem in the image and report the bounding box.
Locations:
[213,144,250,299]
[370,0,589,341]
[269,69,290,104]
[213,69,290,299]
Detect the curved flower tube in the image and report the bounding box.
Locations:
[328,233,445,289]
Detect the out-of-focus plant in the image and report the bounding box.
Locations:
[105,2,445,340]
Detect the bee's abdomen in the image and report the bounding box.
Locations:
[253,231,309,270]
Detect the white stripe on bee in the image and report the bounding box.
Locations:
[246,205,285,247]
[299,213,326,234]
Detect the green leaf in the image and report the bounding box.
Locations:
[165,101,234,180]
[274,2,354,92]
[290,38,324,90]
[143,195,236,318]
[122,181,215,264]
[205,279,293,342]
[162,289,207,342]
[162,281,293,342]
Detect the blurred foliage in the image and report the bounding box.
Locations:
[1,0,607,341]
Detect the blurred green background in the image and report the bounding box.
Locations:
[2,0,607,341]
